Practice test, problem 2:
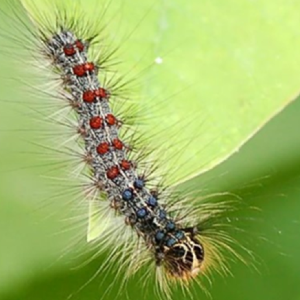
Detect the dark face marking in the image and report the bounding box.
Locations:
[156,230,204,280]
[163,234,204,280]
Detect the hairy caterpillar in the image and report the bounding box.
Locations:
[0,0,255,298]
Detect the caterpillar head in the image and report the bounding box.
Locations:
[163,229,204,280]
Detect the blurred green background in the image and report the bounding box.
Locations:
[0,0,300,300]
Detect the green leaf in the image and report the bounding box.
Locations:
[83,0,300,240]
[21,0,300,186]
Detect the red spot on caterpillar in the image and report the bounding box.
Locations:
[82,90,95,103]
[75,40,84,52]
[89,116,102,129]
[112,138,123,150]
[106,114,116,126]
[63,44,76,56]
[73,65,86,77]
[84,62,95,72]
[120,160,131,170]
[107,166,120,180]
[95,88,108,99]
[97,142,109,155]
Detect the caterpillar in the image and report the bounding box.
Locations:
[0,0,253,298]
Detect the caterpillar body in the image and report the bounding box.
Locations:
[1,0,251,298]
[49,29,204,278]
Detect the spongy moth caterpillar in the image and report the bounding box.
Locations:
[0,0,253,298]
